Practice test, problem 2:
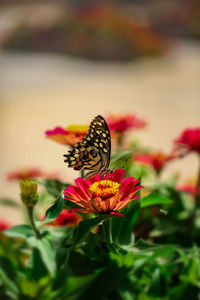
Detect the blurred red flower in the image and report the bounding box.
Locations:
[177,184,199,195]
[43,209,81,226]
[134,151,175,173]
[7,168,62,181]
[7,168,43,180]
[56,209,81,226]
[45,124,89,146]
[174,128,200,156]
[0,221,10,231]
[64,169,143,217]
[107,114,147,133]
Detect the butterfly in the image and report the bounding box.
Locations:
[63,115,111,179]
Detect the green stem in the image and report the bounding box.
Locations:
[80,170,85,178]
[27,207,41,239]
[102,222,108,241]
[102,219,112,243]
[156,168,162,178]
[195,155,200,208]
[108,218,113,243]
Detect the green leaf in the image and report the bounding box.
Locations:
[72,215,109,248]
[18,272,51,298]
[110,151,132,174]
[128,164,148,179]
[0,257,19,299]
[80,251,134,300]
[40,194,64,226]
[111,198,141,245]
[38,179,68,198]
[0,198,21,209]
[60,274,96,300]
[27,236,56,274]
[141,193,173,208]
[134,243,177,270]
[4,225,34,239]
[109,251,134,268]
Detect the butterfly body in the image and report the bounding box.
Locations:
[64,115,111,179]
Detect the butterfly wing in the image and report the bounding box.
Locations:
[63,115,111,176]
[84,115,111,169]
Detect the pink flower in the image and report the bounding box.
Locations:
[64,169,143,217]
[0,221,10,231]
[45,124,89,146]
[134,151,175,173]
[107,114,147,133]
[174,128,200,156]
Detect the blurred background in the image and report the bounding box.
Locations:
[0,0,200,224]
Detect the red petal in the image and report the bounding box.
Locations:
[110,212,124,217]
[86,174,100,185]
[75,177,91,199]
[69,208,94,214]
[119,177,136,193]
[112,168,125,183]
[65,185,89,202]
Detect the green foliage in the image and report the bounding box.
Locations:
[38,179,68,199]
[110,151,132,176]
[1,148,200,299]
[72,215,110,248]
[5,224,35,239]
[111,198,141,245]
[41,194,64,225]
[141,193,173,208]
[0,198,21,209]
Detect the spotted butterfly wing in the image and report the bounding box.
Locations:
[63,115,111,179]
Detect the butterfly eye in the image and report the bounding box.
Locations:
[90,149,97,158]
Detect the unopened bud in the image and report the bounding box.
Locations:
[20,180,38,207]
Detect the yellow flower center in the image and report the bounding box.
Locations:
[66,124,89,135]
[89,180,120,199]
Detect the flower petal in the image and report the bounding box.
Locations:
[119,177,136,193]
[99,199,111,212]
[65,185,89,202]
[111,168,125,183]
[120,183,143,202]
[109,195,119,211]
[91,197,104,212]
[86,174,100,185]
[69,208,94,214]
[45,127,69,136]
[109,212,124,217]
[75,177,91,199]
[115,195,138,210]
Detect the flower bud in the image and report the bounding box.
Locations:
[20,180,39,207]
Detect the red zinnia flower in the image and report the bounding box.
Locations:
[134,151,175,173]
[107,114,147,133]
[64,169,143,217]
[0,221,10,231]
[45,124,89,146]
[174,127,200,156]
